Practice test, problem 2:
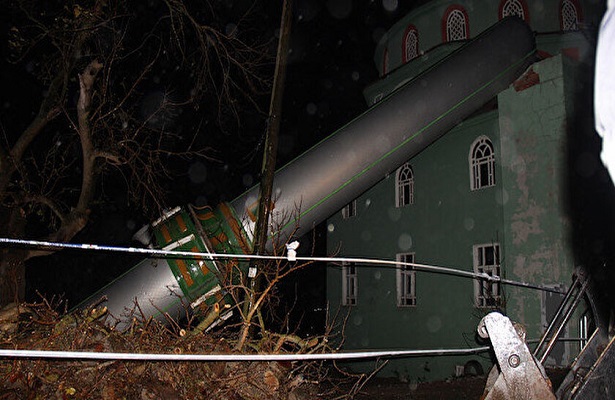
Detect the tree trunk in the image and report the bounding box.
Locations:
[237,0,293,349]
[0,206,27,306]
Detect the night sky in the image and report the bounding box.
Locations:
[3,0,615,335]
[189,0,420,206]
[0,0,420,316]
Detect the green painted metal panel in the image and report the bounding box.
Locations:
[150,208,222,303]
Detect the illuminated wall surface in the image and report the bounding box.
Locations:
[326,0,603,381]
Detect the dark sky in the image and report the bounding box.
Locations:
[11,0,421,310]
[193,0,419,204]
[250,0,422,332]
[11,0,614,327]
[279,0,418,160]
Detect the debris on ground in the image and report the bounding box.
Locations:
[1,300,569,399]
[0,300,331,399]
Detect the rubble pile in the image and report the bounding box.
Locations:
[0,301,327,399]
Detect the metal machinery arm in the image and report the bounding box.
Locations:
[478,267,615,399]
[77,17,537,331]
[478,312,556,399]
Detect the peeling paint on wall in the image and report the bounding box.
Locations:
[513,245,560,282]
[498,54,577,355]
[511,202,546,245]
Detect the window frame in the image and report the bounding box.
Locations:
[342,199,357,219]
[402,25,419,63]
[498,0,530,22]
[396,252,416,307]
[396,162,415,207]
[372,93,384,105]
[342,261,358,306]
[442,5,470,42]
[469,136,496,191]
[560,0,582,31]
[579,309,593,349]
[473,243,502,308]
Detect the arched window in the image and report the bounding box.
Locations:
[560,0,582,31]
[371,93,384,105]
[442,5,469,42]
[402,25,419,63]
[499,0,529,22]
[470,136,495,190]
[396,163,414,207]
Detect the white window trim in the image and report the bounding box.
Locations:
[372,93,384,105]
[446,9,468,41]
[404,28,418,62]
[561,0,579,31]
[342,262,357,306]
[501,0,525,20]
[579,310,592,349]
[473,243,502,308]
[396,163,414,207]
[342,199,357,219]
[396,253,416,307]
[469,135,496,191]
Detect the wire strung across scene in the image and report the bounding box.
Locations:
[0,236,567,361]
[0,237,567,294]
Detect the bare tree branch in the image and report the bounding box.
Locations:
[1,1,273,304]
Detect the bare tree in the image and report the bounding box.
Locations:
[0,0,273,306]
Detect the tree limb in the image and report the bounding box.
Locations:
[76,59,103,213]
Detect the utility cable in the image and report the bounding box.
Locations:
[0,237,566,294]
[0,347,490,362]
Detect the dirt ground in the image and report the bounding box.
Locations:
[356,375,488,400]
[353,367,570,400]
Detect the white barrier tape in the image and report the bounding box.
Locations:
[0,346,490,361]
[0,237,566,294]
